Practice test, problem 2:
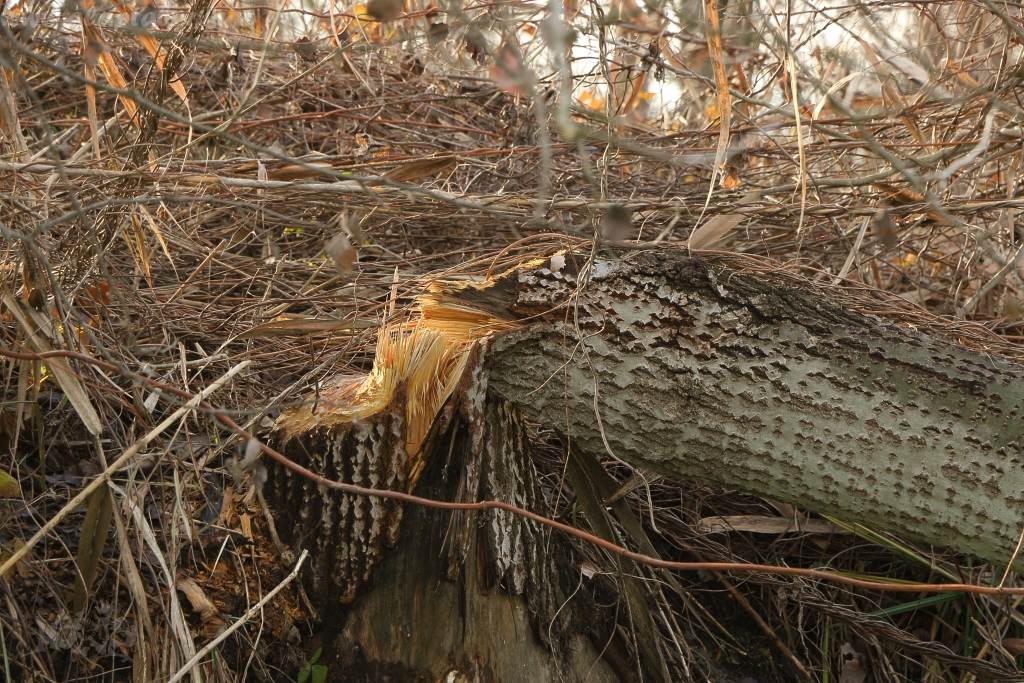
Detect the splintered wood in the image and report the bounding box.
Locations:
[267,276,521,602]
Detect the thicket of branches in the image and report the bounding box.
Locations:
[1,0,1024,680]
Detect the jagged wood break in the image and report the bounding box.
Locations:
[267,274,526,602]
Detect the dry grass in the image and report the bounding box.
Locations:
[1,0,1023,680]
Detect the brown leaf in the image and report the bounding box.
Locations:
[704,0,731,185]
[73,487,113,613]
[764,499,796,519]
[689,191,758,249]
[106,0,188,105]
[366,0,403,22]
[1002,638,1024,656]
[383,155,457,183]
[599,204,633,241]
[871,208,899,248]
[324,232,356,274]
[688,214,745,249]
[2,292,104,435]
[491,42,535,96]
[839,643,866,683]
[83,22,139,122]
[266,162,334,181]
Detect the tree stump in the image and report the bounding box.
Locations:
[267,344,620,682]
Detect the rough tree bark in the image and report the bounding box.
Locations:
[456,249,1024,568]
[268,347,623,682]
[268,247,1024,681]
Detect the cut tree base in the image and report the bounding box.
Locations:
[320,435,618,683]
[269,349,622,682]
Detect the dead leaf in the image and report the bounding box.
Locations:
[240,513,253,541]
[600,204,633,241]
[137,205,174,268]
[324,233,356,274]
[366,0,403,22]
[764,499,796,519]
[839,643,866,683]
[73,487,113,613]
[1002,638,1024,656]
[2,292,103,435]
[219,482,236,526]
[704,0,731,187]
[83,22,139,123]
[688,213,745,249]
[689,191,760,250]
[267,162,334,181]
[129,214,153,288]
[106,0,189,106]
[871,208,899,247]
[383,155,457,183]
[567,450,672,683]
[491,42,535,97]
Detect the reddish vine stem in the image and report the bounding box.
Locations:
[3,345,1021,596]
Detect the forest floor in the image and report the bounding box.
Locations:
[2,1,1024,681]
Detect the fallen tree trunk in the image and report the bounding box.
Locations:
[453,249,1024,568]
[268,247,1024,680]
